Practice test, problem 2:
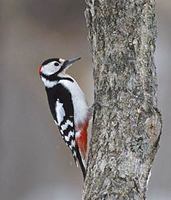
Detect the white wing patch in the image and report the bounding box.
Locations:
[59,77,88,126]
[55,100,65,125]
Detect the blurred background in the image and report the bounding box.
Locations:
[0,0,170,199]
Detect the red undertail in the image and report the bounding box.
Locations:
[76,121,88,160]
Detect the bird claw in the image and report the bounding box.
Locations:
[88,101,103,119]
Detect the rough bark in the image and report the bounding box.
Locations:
[83,0,162,199]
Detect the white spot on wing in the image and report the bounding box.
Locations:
[67,120,73,127]
[61,124,67,131]
[55,100,65,125]
[64,135,70,142]
[68,131,74,139]
[64,131,74,142]
[71,140,75,147]
[61,120,73,131]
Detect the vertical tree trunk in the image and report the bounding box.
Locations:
[83,0,162,199]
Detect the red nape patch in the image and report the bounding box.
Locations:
[38,66,42,75]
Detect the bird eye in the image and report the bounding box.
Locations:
[54,62,59,66]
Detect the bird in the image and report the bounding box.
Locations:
[39,57,90,179]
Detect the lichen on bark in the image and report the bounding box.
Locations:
[83,0,162,199]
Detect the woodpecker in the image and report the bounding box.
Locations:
[39,57,89,179]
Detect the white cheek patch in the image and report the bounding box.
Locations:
[41,77,58,88]
[55,100,65,125]
[41,61,61,76]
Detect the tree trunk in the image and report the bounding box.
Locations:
[83,0,162,199]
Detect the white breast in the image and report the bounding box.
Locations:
[59,76,88,126]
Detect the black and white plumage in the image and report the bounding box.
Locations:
[39,57,89,179]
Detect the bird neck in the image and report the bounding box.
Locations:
[41,72,74,88]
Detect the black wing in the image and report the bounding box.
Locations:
[45,83,86,178]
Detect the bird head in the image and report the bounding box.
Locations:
[39,57,81,77]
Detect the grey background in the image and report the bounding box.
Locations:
[0,0,170,199]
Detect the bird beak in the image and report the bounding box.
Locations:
[63,57,81,69]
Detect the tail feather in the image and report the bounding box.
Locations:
[75,145,86,179]
[74,121,88,179]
